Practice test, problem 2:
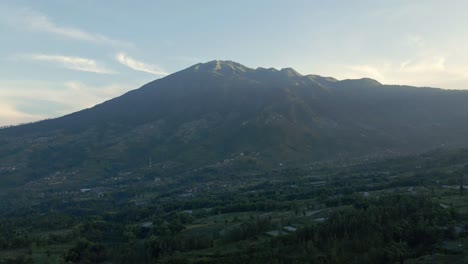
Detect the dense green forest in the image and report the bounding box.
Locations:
[0,148,467,263]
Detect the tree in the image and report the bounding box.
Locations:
[64,238,107,263]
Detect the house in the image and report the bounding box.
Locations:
[283,226,297,232]
[141,222,153,228]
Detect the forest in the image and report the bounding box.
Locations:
[0,149,467,263]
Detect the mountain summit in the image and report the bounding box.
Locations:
[188,60,251,75]
[1,61,468,186]
[185,60,304,79]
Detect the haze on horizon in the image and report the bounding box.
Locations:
[1,0,468,126]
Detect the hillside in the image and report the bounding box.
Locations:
[1,60,468,187]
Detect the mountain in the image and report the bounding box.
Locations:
[2,60,468,187]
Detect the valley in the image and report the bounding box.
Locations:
[0,148,467,263]
[1,61,468,263]
[2,1,468,263]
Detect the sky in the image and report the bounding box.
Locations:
[1,0,468,126]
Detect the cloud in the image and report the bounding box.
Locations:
[399,56,446,73]
[1,7,132,48]
[25,54,116,74]
[62,81,133,109]
[0,100,44,127]
[346,65,386,81]
[116,53,168,75]
[0,79,140,126]
[340,55,468,89]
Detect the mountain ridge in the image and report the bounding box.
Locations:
[1,60,468,188]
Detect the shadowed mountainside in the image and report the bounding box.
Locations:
[1,60,468,186]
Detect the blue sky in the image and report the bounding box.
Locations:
[1,0,468,126]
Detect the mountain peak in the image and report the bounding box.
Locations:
[189,60,251,75]
[280,67,302,77]
[4,59,468,184]
[181,60,384,86]
[187,60,306,79]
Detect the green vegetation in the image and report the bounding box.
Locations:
[2,61,468,263]
[1,148,467,263]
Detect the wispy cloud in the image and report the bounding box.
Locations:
[399,56,446,73]
[333,32,468,89]
[346,65,386,81]
[1,7,132,48]
[116,53,168,75]
[0,79,140,126]
[62,81,133,109]
[0,100,44,126]
[25,54,116,74]
[340,55,468,89]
